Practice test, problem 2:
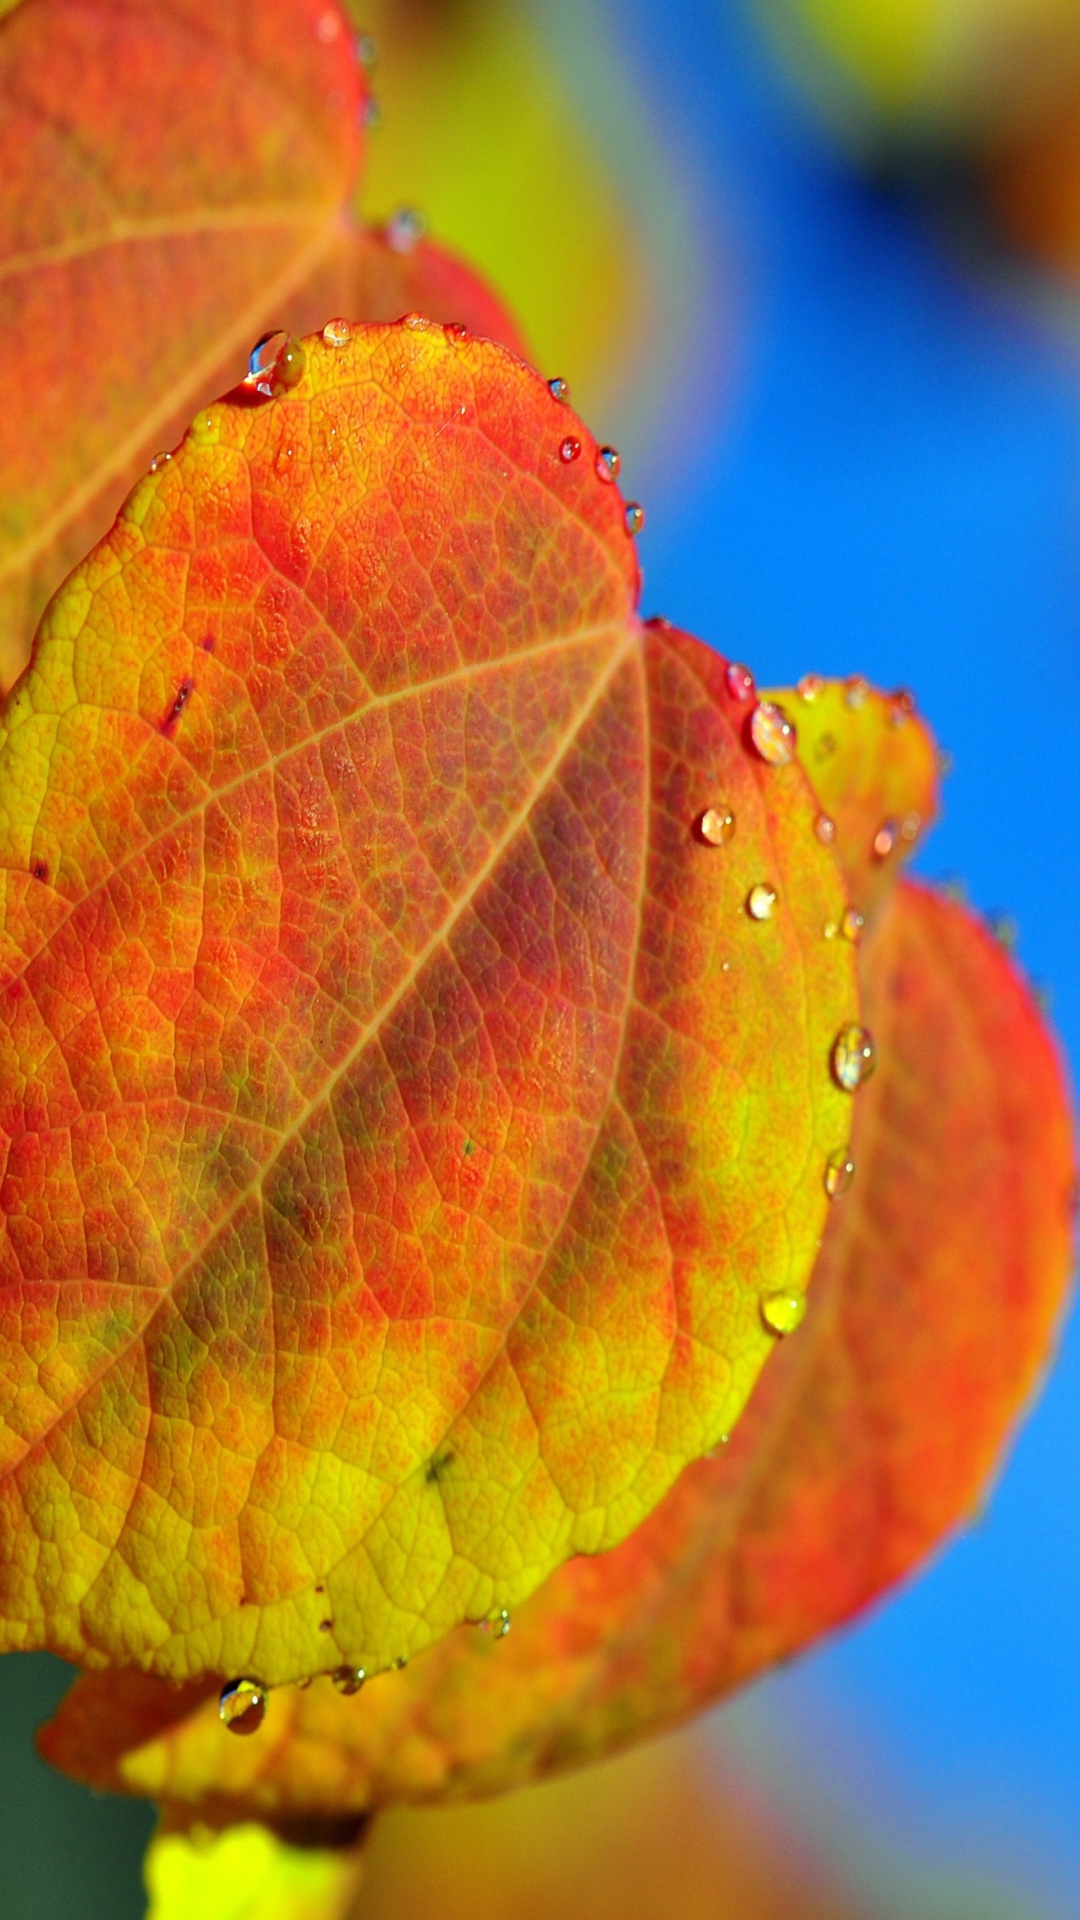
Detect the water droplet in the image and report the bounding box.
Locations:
[988,912,1018,949]
[548,376,569,403]
[823,920,839,940]
[844,675,869,709]
[402,311,433,331]
[697,805,734,846]
[559,436,581,463]
[889,687,916,726]
[797,673,825,701]
[245,330,287,394]
[331,1666,366,1695]
[393,1655,409,1670]
[363,95,383,130]
[480,1608,511,1638]
[319,1617,333,1632]
[322,317,351,348]
[749,700,796,767]
[624,501,645,535]
[444,322,469,342]
[356,31,378,68]
[149,451,172,474]
[747,883,777,921]
[814,812,836,845]
[832,1023,876,1092]
[316,8,341,41]
[595,445,620,483]
[761,1291,807,1336]
[901,811,921,844]
[725,662,755,704]
[219,1678,267,1736]
[386,206,426,254]
[841,908,864,943]
[824,1148,855,1197]
[872,818,898,860]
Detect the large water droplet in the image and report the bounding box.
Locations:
[814,812,836,846]
[797,673,825,701]
[386,206,426,254]
[548,376,569,403]
[725,662,755,704]
[872,818,898,860]
[595,445,620,482]
[219,1678,267,1736]
[245,331,287,394]
[625,501,645,535]
[761,1291,807,1336]
[832,1024,876,1092]
[559,436,581,463]
[149,451,172,474]
[322,317,351,349]
[331,1666,366,1695]
[824,1148,855,1197]
[747,883,777,921]
[697,805,734,847]
[276,341,305,389]
[750,700,796,767]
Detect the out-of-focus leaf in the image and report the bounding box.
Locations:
[353,0,644,428]
[1,327,854,1687]
[41,866,1074,1818]
[145,1820,363,1920]
[0,0,365,688]
[764,676,938,920]
[989,105,1080,277]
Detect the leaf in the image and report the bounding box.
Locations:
[145,1821,364,1920]
[0,0,365,689]
[42,873,1074,1819]
[764,675,938,921]
[0,325,855,1686]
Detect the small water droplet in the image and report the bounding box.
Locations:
[988,912,1018,949]
[402,311,433,331]
[624,501,645,535]
[725,662,755,704]
[356,31,378,68]
[595,446,620,482]
[316,8,341,41]
[386,206,426,254]
[697,805,734,846]
[889,687,916,726]
[559,436,581,463]
[319,1617,333,1632]
[363,94,383,130]
[844,675,869,709]
[841,908,864,943]
[823,920,839,940]
[548,376,569,403]
[814,812,836,845]
[872,818,898,860]
[797,673,825,701]
[331,1666,366,1695]
[393,1655,409,1670]
[747,883,777,921]
[149,451,172,474]
[761,1291,807,1336]
[832,1023,876,1092]
[749,699,796,767]
[901,811,921,844]
[480,1608,511,1638]
[444,321,469,342]
[322,317,351,348]
[824,1148,855,1197]
[219,1678,267,1735]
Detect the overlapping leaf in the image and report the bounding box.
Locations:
[40,675,1075,1823]
[0,324,854,1688]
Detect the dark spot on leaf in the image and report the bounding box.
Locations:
[425,1448,455,1484]
[161,678,193,734]
[319,1618,333,1632]
[31,862,47,882]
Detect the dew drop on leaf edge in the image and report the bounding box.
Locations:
[595,445,620,482]
[824,1148,855,1197]
[219,1678,267,1735]
[749,700,797,767]
[322,317,351,348]
[832,1024,876,1093]
[331,1666,366,1695]
[760,1291,807,1336]
[725,661,755,704]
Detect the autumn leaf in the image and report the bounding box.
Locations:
[39,668,1075,1823]
[0,0,530,694]
[145,1820,365,1920]
[0,323,855,1690]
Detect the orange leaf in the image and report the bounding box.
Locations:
[764,675,939,922]
[0,0,365,688]
[1,326,854,1687]
[40,876,1075,1820]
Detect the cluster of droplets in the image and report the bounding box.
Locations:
[547,382,644,534]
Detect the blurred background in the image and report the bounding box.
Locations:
[3,0,1080,1912]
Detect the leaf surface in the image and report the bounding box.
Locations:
[0,0,365,688]
[44,873,1074,1817]
[1,325,854,1685]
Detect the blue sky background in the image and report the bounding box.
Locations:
[584,0,1080,1910]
